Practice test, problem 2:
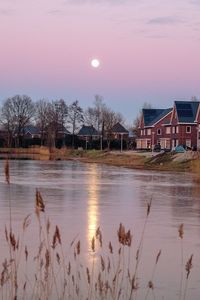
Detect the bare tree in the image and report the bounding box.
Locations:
[103,106,124,149]
[84,107,98,128]
[1,95,35,147]
[1,100,16,147]
[46,99,68,148]
[68,100,84,148]
[35,99,49,145]
[85,94,106,131]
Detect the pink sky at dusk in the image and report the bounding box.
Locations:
[0,0,200,122]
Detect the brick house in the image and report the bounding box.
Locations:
[77,125,99,140]
[136,108,172,150]
[170,101,199,149]
[110,122,129,140]
[136,100,200,150]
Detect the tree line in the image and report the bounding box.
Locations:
[0,94,124,148]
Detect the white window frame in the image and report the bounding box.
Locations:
[186,126,191,133]
[166,127,171,134]
[157,128,162,135]
[147,129,151,136]
[186,139,191,148]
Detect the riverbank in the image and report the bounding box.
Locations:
[0,147,199,172]
[69,149,196,172]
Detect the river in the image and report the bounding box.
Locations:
[0,159,200,299]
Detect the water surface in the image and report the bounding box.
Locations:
[0,160,200,299]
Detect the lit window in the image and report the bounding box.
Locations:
[186,139,191,148]
[147,129,151,135]
[166,127,171,134]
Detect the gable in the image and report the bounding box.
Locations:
[78,125,99,136]
[175,101,199,123]
[111,122,128,134]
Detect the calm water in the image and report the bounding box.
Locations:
[0,160,200,299]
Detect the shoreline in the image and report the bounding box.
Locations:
[0,147,198,172]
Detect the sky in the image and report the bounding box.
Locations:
[0,0,200,123]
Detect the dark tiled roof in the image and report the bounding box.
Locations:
[78,125,99,136]
[57,125,71,134]
[111,122,128,133]
[175,101,199,123]
[24,125,40,135]
[143,108,172,127]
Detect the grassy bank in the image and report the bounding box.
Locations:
[0,147,199,172]
[67,149,194,172]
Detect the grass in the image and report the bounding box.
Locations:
[0,147,199,172]
[0,159,196,299]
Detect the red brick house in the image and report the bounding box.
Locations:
[136,108,173,150]
[136,101,200,150]
[170,101,199,149]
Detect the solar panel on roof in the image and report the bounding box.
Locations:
[176,103,191,109]
[177,109,193,117]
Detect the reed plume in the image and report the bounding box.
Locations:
[4,159,10,184]
[35,189,45,213]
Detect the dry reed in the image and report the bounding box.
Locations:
[0,163,197,300]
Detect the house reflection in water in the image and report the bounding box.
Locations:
[87,164,100,246]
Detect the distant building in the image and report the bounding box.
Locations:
[110,122,129,140]
[23,125,41,139]
[136,100,200,150]
[77,125,99,140]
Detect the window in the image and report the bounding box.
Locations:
[176,126,179,133]
[147,129,151,135]
[172,127,175,134]
[166,127,171,134]
[141,129,143,136]
[157,128,161,135]
[147,140,151,149]
[186,126,191,133]
[186,139,191,148]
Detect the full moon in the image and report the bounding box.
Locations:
[91,59,100,68]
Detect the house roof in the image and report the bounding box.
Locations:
[24,125,40,135]
[78,125,99,136]
[143,108,172,127]
[57,125,71,134]
[111,122,128,134]
[174,101,199,123]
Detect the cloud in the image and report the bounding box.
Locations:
[48,9,65,15]
[63,0,131,5]
[190,0,200,5]
[148,16,183,25]
[0,9,14,15]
